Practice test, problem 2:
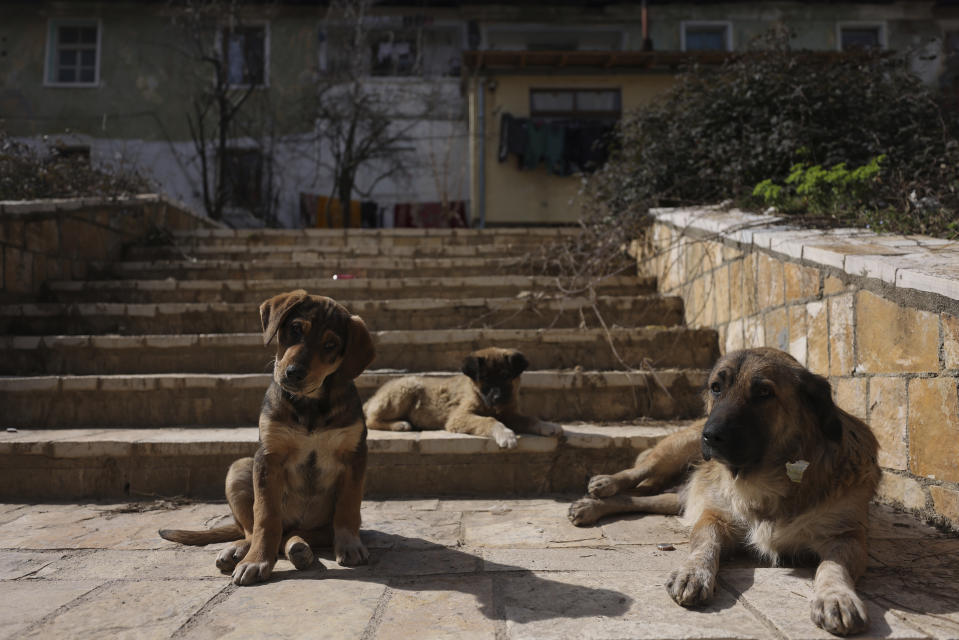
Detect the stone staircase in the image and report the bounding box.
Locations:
[0,227,718,500]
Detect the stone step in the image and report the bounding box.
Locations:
[125,241,550,261]
[46,275,654,304]
[0,295,684,335]
[90,256,581,281]
[0,327,719,375]
[0,422,688,499]
[0,369,708,427]
[170,227,581,248]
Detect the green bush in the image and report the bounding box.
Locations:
[753,154,885,216]
[585,29,959,237]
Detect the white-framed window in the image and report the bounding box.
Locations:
[837,22,886,51]
[44,18,101,87]
[681,21,733,52]
[221,22,269,87]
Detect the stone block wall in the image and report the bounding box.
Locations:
[636,206,959,531]
[0,195,219,302]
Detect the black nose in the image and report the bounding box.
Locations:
[701,425,725,446]
[285,364,307,382]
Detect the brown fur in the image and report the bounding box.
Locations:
[569,348,880,636]
[159,290,375,586]
[363,347,561,449]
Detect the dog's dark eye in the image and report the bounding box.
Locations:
[323,340,338,351]
[753,385,774,400]
[710,382,722,395]
[288,324,304,340]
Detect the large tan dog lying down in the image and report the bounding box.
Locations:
[569,348,880,637]
[364,347,561,448]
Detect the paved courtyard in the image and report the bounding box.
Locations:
[1,498,957,639]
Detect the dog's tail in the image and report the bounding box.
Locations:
[158,523,244,546]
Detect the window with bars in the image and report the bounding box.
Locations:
[46,20,99,86]
[839,24,885,51]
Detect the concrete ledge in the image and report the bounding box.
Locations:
[0,423,685,499]
[649,205,959,301]
[0,295,685,335]
[45,274,654,304]
[172,227,581,240]
[0,194,220,228]
[0,369,709,425]
[0,326,717,375]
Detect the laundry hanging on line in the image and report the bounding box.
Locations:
[498,113,614,176]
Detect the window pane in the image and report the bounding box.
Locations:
[227,36,245,84]
[685,27,727,51]
[59,49,77,67]
[531,90,574,113]
[841,28,880,50]
[58,67,76,82]
[79,68,95,82]
[59,27,79,44]
[242,28,265,84]
[81,49,95,66]
[79,27,97,44]
[576,90,620,113]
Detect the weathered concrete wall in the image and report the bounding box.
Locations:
[637,206,959,531]
[0,195,219,302]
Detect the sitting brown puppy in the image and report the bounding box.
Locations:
[568,348,880,637]
[364,347,561,448]
[159,290,375,586]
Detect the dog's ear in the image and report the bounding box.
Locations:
[336,315,375,380]
[259,290,308,346]
[462,355,484,381]
[799,370,842,442]
[508,351,529,377]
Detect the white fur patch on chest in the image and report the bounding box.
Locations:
[284,421,363,493]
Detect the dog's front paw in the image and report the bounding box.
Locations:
[532,420,563,437]
[232,557,275,586]
[334,533,369,566]
[215,541,250,573]
[568,497,605,526]
[493,424,518,449]
[389,420,412,432]
[666,564,716,607]
[811,588,869,636]
[587,474,619,498]
[286,540,317,571]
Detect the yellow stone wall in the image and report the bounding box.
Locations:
[640,218,959,531]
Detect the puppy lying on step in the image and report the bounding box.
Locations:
[364,347,561,448]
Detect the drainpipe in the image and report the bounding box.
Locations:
[477,76,487,228]
[641,0,653,51]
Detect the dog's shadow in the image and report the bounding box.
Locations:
[258,530,636,623]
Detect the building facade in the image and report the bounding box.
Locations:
[1,1,956,227]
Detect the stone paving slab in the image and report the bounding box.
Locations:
[1,499,956,639]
